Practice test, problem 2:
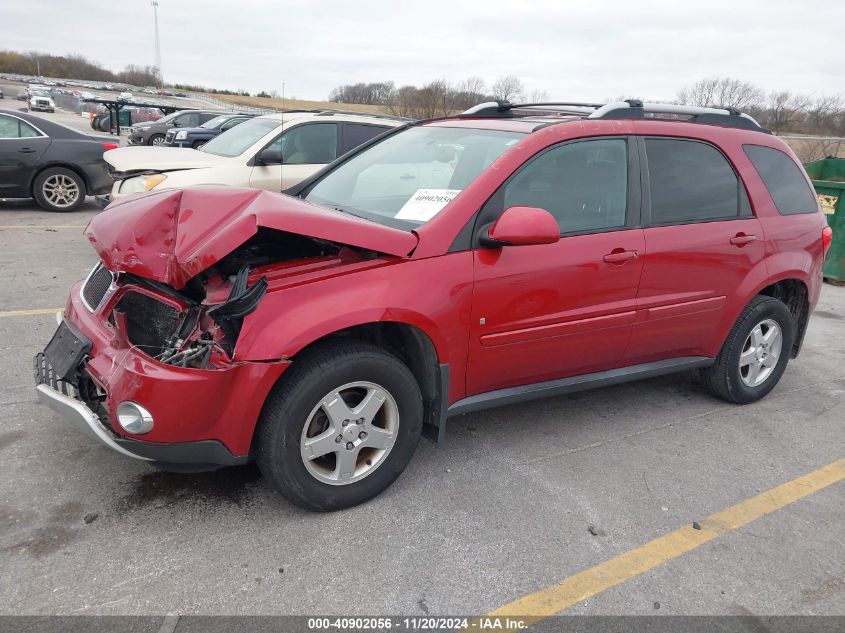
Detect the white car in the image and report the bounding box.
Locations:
[105,111,408,200]
[28,89,55,113]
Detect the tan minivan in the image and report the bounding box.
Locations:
[105,110,408,200]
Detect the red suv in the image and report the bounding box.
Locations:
[36,100,832,511]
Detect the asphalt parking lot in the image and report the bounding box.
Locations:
[1,199,843,618]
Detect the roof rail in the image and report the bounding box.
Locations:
[461,101,603,118]
[589,100,767,132]
[313,109,414,122]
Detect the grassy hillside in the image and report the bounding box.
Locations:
[205,93,391,114]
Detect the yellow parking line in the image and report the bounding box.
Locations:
[0,308,62,318]
[485,457,845,624]
[0,225,85,230]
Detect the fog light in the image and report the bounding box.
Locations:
[117,401,154,434]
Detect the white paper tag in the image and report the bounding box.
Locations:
[395,189,461,221]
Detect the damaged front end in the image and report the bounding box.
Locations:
[111,264,267,371]
[82,186,417,368]
[32,186,417,463]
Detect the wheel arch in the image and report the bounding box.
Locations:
[266,319,449,444]
[755,277,810,358]
[29,162,90,197]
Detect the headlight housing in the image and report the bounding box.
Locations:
[175,130,188,140]
[119,173,167,193]
[139,126,151,131]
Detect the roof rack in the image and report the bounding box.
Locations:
[313,109,414,122]
[461,101,602,118]
[589,100,766,132]
[460,99,768,132]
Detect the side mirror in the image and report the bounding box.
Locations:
[258,148,283,165]
[483,206,560,247]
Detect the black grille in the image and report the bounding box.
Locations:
[82,264,113,310]
[115,291,183,355]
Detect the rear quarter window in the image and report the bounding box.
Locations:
[743,145,818,215]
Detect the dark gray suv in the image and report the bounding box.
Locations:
[127,109,225,146]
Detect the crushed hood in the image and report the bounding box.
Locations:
[104,146,227,172]
[85,187,418,289]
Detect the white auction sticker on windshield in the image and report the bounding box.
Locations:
[395,189,461,221]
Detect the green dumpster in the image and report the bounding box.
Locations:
[804,157,845,282]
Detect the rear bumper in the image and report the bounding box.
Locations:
[79,163,114,196]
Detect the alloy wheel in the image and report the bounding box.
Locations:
[739,318,783,387]
[300,381,399,485]
[42,174,80,209]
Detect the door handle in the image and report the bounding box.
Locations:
[18,147,37,153]
[730,233,757,246]
[603,249,639,264]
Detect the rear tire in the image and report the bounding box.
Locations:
[32,167,86,212]
[255,342,423,511]
[699,295,794,404]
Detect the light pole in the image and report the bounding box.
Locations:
[151,1,163,87]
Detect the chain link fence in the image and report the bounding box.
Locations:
[777,135,845,163]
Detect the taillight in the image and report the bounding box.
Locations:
[100,142,118,151]
[823,226,833,257]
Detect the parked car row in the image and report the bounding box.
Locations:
[0,108,117,211]
[125,109,227,146]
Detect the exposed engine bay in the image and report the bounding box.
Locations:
[106,229,346,370]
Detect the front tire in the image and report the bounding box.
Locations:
[148,134,165,146]
[700,295,794,404]
[33,167,86,212]
[255,342,423,511]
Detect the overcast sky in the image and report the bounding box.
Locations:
[1,0,841,101]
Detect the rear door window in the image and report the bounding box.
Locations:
[645,138,743,224]
[743,145,818,215]
[0,116,39,138]
[0,115,20,138]
[341,124,390,154]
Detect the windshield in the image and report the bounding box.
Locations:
[200,117,279,157]
[201,115,230,129]
[305,126,524,228]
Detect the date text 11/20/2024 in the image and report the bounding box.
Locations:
[306,617,529,630]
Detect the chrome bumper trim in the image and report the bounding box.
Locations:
[36,383,151,460]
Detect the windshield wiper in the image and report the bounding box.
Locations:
[328,205,376,223]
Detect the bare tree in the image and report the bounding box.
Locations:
[763,91,811,133]
[808,94,844,135]
[451,76,486,110]
[526,88,550,103]
[677,77,764,110]
[491,75,524,102]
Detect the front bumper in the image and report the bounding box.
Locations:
[35,378,147,460]
[34,280,289,467]
[34,344,252,469]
